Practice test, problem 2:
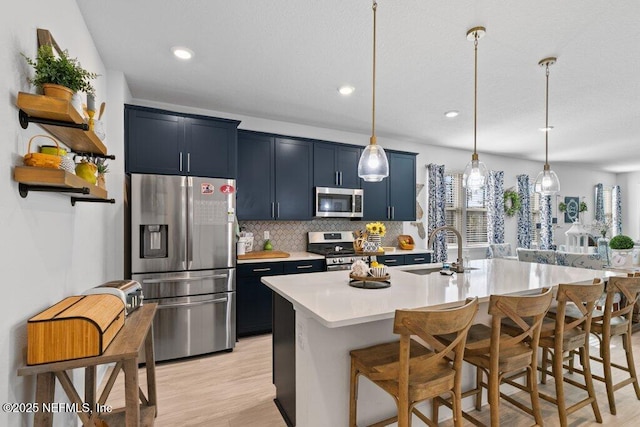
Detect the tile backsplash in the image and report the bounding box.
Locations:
[239,219,403,252]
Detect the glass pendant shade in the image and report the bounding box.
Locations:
[463,154,489,190]
[533,165,560,195]
[358,138,389,182]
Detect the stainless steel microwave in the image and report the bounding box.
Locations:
[315,187,363,218]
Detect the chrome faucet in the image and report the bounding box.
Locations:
[428,226,465,273]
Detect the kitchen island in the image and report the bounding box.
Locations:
[262,258,615,427]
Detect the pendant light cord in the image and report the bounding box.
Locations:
[545,63,550,167]
[371,1,377,143]
[473,32,478,155]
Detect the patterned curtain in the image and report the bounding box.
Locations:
[594,183,604,221]
[487,170,505,244]
[613,185,622,235]
[540,195,554,250]
[517,175,532,249]
[427,164,447,262]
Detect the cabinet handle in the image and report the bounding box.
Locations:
[296,265,314,269]
[271,202,275,219]
[391,206,395,219]
[179,152,183,172]
[335,171,339,186]
[385,259,398,263]
[252,268,272,272]
[277,202,280,218]
[387,206,391,219]
[339,171,343,186]
[414,257,425,261]
[187,152,191,172]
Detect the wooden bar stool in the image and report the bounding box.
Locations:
[504,279,604,427]
[349,298,478,427]
[433,288,552,427]
[565,275,640,415]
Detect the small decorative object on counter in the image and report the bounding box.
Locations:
[609,234,635,267]
[365,221,386,250]
[398,234,415,250]
[23,135,62,169]
[263,239,273,251]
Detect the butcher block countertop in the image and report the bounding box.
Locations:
[237,251,324,264]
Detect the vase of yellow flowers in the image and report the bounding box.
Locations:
[366,222,386,249]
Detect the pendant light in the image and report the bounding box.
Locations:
[462,26,489,190]
[358,1,389,183]
[534,57,560,195]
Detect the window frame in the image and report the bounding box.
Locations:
[444,172,488,246]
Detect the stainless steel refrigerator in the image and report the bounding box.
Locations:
[130,174,236,362]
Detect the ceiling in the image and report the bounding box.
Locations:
[77,0,640,173]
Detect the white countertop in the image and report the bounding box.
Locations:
[236,251,324,264]
[262,258,617,328]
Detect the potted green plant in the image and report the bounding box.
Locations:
[95,158,109,190]
[22,44,98,101]
[609,234,635,267]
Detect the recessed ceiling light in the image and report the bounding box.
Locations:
[539,126,554,132]
[338,85,355,96]
[172,46,194,60]
[444,110,459,118]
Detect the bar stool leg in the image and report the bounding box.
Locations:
[349,360,359,427]
[475,367,483,411]
[488,368,500,427]
[623,329,640,399]
[602,332,617,414]
[580,346,602,423]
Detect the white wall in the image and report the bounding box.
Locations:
[0,2,128,426]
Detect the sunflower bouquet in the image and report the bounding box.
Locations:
[365,221,386,236]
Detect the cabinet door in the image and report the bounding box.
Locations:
[361,179,389,221]
[388,152,417,221]
[237,132,275,220]
[336,145,361,188]
[185,117,238,178]
[275,138,313,220]
[237,262,284,336]
[125,107,183,175]
[313,142,338,187]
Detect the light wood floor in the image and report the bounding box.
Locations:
[104,332,640,426]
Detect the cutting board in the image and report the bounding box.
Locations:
[238,250,290,260]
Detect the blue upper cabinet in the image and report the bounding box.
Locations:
[361,150,416,221]
[313,142,361,189]
[237,131,275,220]
[125,105,240,178]
[237,131,313,220]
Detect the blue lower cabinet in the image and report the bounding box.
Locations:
[375,252,432,266]
[237,259,323,337]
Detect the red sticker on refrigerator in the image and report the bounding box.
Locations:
[220,184,235,194]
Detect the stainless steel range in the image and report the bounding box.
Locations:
[307,231,369,271]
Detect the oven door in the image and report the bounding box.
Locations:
[315,187,363,218]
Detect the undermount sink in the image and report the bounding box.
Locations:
[404,267,480,275]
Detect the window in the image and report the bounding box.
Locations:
[444,172,488,245]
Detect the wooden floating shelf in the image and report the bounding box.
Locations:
[14,166,108,200]
[17,92,108,156]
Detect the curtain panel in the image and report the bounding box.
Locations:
[517,174,532,249]
[427,164,448,262]
[487,170,505,244]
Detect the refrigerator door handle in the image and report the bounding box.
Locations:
[141,274,228,284]
[187,176,193,269]
[187,152,191,173]
[179,152,183,172]
[156,296,229,309]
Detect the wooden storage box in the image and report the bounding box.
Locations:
[27,294,125,365]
